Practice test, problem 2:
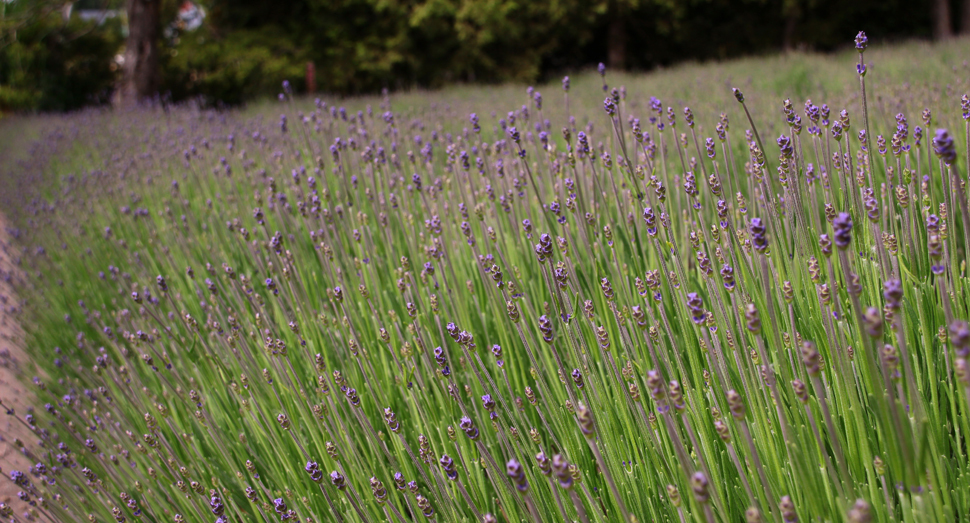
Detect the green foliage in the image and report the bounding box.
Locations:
[0,2,122,112]
[0,0,952,109]
[3,35,970,523]
[181,0,596,96]
[162,26,308,106]
[177,0,941,104]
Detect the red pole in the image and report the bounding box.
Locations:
[306,62,317,94]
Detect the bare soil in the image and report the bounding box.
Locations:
[0,216,40,519]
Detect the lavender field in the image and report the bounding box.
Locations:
[2,33,970,523]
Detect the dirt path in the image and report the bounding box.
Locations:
[0,216,37,519]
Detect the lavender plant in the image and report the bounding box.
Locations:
[2,32,970,523]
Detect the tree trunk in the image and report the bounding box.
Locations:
[118,0,161,104]
[782,13,797,51]
[607,5,627,71]
[934,0,953,40]
[963,0,970,33]
[782,0,799,51]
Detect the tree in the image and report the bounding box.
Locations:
[963,0,970,34]
[782,0,801,50]
[933,0,953,39]
[118,0,161,103]
[1,0,121,112]
[607,0,630,70]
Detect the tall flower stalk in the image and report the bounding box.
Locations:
[0,31,969,523]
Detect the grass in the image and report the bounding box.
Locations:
[2,33,970,523]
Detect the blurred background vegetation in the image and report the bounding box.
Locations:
[0,0,964,112]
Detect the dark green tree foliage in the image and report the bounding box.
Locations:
[171,0,938,103]
[161,26,308,105]
[0,0,951,110]
[166,0,594,99]
[302,0,414,92]
[587,0,934,71]
[1,2,122,112]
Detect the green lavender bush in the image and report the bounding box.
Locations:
[4,33,970,523]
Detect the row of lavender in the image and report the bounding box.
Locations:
[2,32,970,523]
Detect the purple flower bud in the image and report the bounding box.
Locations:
[950,321,970,356]
[720,264,736,291]
[604,97,617,116]
[933,128,956,165]
[831,121,843,141]
[481,394,495,412]
[507,459,529,492]
[777,134,793,159]
[439,455,458,480]
[330,471,346,490]
[749,218,768,252]
[833,212,853,250]
[459,416,479,440]
[686,292,706,324]
[551,454,573,489]
[883,280,903,310]
[273,498,287,515]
